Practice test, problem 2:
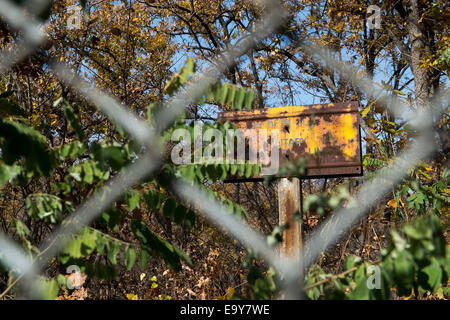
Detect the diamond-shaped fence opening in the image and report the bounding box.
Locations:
[0,0,446,299]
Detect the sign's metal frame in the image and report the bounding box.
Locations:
[218,101,363,180]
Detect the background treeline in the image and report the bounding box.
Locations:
[0,0,448,300]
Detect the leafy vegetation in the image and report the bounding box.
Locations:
[0,0,448,300]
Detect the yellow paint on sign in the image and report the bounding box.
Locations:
[218,102,363,178]
[234,112,359,159]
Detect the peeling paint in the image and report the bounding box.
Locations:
[218,101,363,179]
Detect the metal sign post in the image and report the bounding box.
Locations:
[278,177,302,259]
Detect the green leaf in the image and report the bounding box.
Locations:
[245,164,253,178]
[83,162,94,184]
[206,164,218,181]
[139,247,150,270]
[195,165,205,182]
[174,205,186,224]
[126,190,141,211]
[180,58,195,82]
[185,210,196,231]
[35,278,59,300]
[80,227,97,256]
[349,277,370,300]
[180,164,196,182]
[35,0,53,20]
[0,118,53,176]
[57,274,68,289]
[146,103,164,124]
[204,83,256,110]
[226,84,236,106]
[107,240,122,265]
[14,218,31,239]
[92,144,127,171]
[145,189,164,210]
[219,163,228,181]
[393,250,415,295]
[62,236,83,259]
[219,83,229,105]
[95,232,108,255]
[234,204,242,219]
[252,164,260,177]
[0,164,9,185]
[390,230,407,251]
[68,164,83,182]
[422,258,443,292]
[62,102,85,141]
[57,141,86,161]
[131,219,192,271]
[144,189,156,209]
[447,247,450,277]
[164,58,195,96]
[354,264,366,283]
[234,87,246,110]
[125,246,136,271]
[244,90,255,109]
[99,207,125,231]
[163,198,176,217]
[344,255,362,270]
[237,163,245,177]
[0,97,27,118]
[26,194,64,223]
[89,262,117,280]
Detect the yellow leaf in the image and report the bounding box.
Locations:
[140,273,146,281]
[402,288,415,300]
[126,293,139,300]
[436,288,444,299]
[419,170,431,180]
[393,90,405,96]
[225,287,235,300]
[366,118,376,127]
[387,199,398,208]
[361,105,371,118]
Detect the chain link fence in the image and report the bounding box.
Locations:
[0,0,447,299]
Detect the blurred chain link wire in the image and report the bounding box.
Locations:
[0,0,446,299]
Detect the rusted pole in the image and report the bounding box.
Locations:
[278,177,303,259]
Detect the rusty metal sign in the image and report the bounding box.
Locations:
[218,101,363,179]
